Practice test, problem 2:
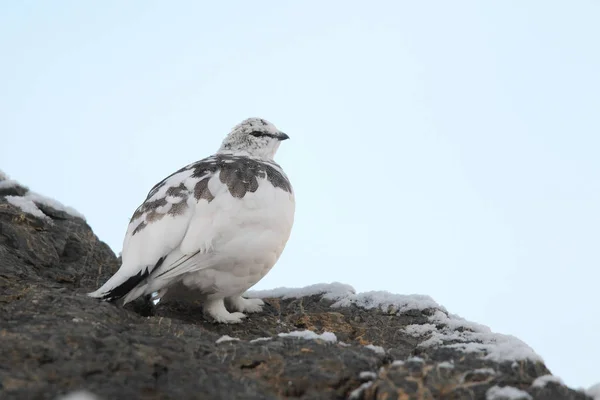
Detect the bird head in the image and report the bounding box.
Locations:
[218,118,289,159]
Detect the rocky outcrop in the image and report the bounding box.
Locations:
[0,172,593,400]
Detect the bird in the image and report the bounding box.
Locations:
[88,117,295,323]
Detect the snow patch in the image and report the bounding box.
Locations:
[404,323,437,337]
[359,371,377,381]
[26,191,85,219]
[391,360,405,366]
[0,179,23,190]
[586,383,600,400]
[531,374,564,388]
[406,356,425,363]
[6,195,49,219]
[0,169,18,188]
[334,290,442,314]
[1,170,85,220]
[444,339,539,363]
[364,344,385,355]
[247,282,442,315]
[486,386,532,400]
[419,310,541,363]
[215,335,240,344]
[248,282,355,300]
[470,368,496,376]
[349,382,373,400]
[438,361,454,369]
[278,330,337,343]
[55,391,101,400]
[249,337,272,344]
[249,283,541,363]
[429,309,491,332]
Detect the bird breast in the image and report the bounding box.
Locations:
[181,172,295,262]
[177,175,295,296]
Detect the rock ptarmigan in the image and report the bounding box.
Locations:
[88,118,295,323]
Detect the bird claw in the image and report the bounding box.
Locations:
[227,296,265,313]
[210,311,247,324]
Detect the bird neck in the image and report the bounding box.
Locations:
[216,148,276,161]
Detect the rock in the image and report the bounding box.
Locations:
[0,174,592,400]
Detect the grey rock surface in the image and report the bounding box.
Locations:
[0,174,591,400]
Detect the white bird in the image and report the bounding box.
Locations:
[88,118,295,323]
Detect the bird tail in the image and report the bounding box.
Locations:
[87,257,165,303]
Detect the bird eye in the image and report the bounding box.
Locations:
[249,131,269,137]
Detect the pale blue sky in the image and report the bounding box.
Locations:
[1,0,599,389]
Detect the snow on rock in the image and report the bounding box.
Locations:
[248,282,442,314]
[278,330,337,343]
[531,374,564,388]
[55,391,102,400]
[248,283,542,364]
[6,195,48,219]
[0,169,27,191]
[443,334,540,363]
[364,344,385,355]
[249,337,272,344]
[473,367,496,375]
[0,170,85,220]
[26,191,85,219]
[333,290,443,315]
[586,383,600,400]
[0,176,23,190]
[417,310,542,363]
[358,371,377,381]
[486,385,532,400]
[248,282,356,301]
[404,323,437,337]
[215,335,240,344]
[429,309,491,332]
[438,361,454,369]
[348,381,373,400]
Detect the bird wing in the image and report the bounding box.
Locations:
[88,156,221,301]
[145,158,295,284]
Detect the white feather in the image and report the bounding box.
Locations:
[151,176,293,287]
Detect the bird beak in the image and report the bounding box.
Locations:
[277,132,290,141]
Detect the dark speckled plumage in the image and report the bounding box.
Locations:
[129,154,292,236]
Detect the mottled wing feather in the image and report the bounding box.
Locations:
[89,159,217,299]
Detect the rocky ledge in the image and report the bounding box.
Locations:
[0,171,595,400]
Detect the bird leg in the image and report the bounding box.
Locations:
[226,296,265,313]
[202,298,246,324]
